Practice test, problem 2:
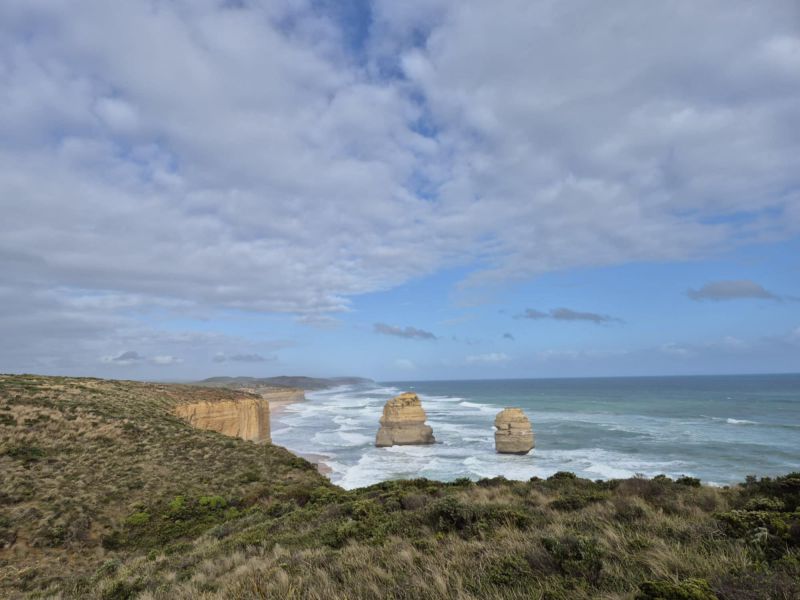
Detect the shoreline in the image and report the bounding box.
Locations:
[294,451,333,475]
[268,394,304,416]
[265,389,335,477]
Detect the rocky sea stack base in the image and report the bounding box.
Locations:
[375,392,435,447]
[494,407,535,454]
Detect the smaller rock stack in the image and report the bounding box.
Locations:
[494,408,534,454]
[375,392,436,447]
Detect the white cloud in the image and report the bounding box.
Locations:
[101,350,145,365]
[660,343,693,358]
[151,355,183,366]
[536,349,581,361]
[0,1,799,371]
[466,352,510,364]
[394,358,416,370]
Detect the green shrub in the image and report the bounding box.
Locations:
[549,492,606,511]
[676,476,702,487]
[167,495,189,519]
[124,512,150,527]
[483,555,534,587]
[198,495,227,510]
[549,471,578,481]
[542,534,604,584]
[636,578,717,600]
[3,443,45,464]
[744,496,785,511]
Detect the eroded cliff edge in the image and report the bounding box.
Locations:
[174,395,272,443]
[174,386,305,444]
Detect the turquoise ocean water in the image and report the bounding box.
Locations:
[270,374,800,490]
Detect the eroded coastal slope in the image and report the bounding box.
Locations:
[1,374,799,599]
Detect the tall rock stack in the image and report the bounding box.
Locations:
[494,408,534,454]
[375,392,436,447]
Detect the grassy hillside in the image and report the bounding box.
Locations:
[1,375,798,599]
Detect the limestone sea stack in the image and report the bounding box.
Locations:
[175,396,271,443]
[494,408,534,454]
[375,392,435,447]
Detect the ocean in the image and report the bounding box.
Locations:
[270,374,800,490]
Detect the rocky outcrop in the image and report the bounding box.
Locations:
[494,408,534,454]
[375,392,435,447]
[175,396,271,443]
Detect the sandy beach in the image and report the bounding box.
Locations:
[263,389,333,475]
[265,395,304,416]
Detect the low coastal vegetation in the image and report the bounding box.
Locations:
[1,374,798,599]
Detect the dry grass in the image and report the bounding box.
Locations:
[1,375,799,599]
[0,374,327,597]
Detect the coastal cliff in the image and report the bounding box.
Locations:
[2,374,798,600]
[375,392,435,446]
[174,395,272,443]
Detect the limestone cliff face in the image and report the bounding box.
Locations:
[175,396,271,443]
[494,408,535,455]
[375,392,435,447]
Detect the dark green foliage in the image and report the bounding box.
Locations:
[542,534,604,584]
[739,472,800,511]
[636,578,717,600]
[3,443,45,464]
[483,554,534,587]
[426,496,530,536]
[714,473,800,563]
[0,512,16,548]
[676,476,702,487]
[99,578,144,600]
[109,494,246,549]
[549,491,607,511]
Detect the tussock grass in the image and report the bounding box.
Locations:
[1,374,799,599]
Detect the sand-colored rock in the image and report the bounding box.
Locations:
[175,396,271,443]
[239,387,305,403]
[494,408,535,454]
[375,392,435,447]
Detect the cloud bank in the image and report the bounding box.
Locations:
[516,308,622,324]
[0,0,798,372]
[374,323,437,340]
[687,280,781,302]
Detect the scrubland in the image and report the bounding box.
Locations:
[1,374,798,599]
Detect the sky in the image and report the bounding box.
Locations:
[1,0,799,381]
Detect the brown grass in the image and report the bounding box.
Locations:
[1,374,798,600]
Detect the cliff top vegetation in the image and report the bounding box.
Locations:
[1,374,798,599]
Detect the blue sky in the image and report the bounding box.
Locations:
[1,0,799,380]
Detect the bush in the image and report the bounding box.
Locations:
[542,534,604,584]
[744,496,785,511]
[548,471,578,481]
[636,578,717,600]
[676,476,702,487]
[124,512,150,527]
[198,495,227,510]
[483,555,533,587]
[3,443,45,464]
[549,492,606,511]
